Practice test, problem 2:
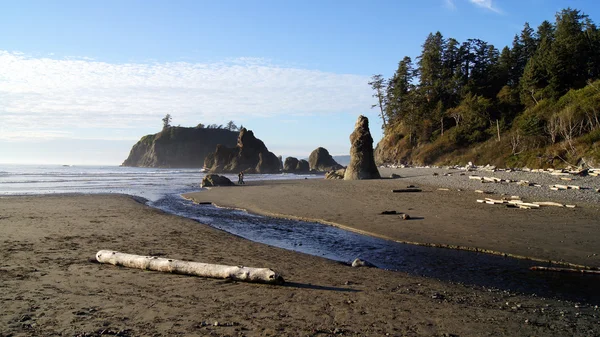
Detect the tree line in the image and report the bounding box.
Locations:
[162,114,243,131]
[372,8,600,163]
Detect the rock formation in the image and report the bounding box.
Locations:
[283,157,310,173]
[344,115,381,180]
[325,168,346,179]
[204,128,281,174]
[297,159,310,172]
[308,147,343,172]
[201,174,235,187]
[122,127,238,168]
[283,157,299,172]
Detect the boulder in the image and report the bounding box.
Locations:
[344,116,381,180]
[325,168,346,179]
[308,147,343,172]
[283,157,300,172]
[296,159,310,172]
[201,174,235,187]
[204,128,281,174]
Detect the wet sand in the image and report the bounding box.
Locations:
[1,193,599,336]
[184,176,600,268]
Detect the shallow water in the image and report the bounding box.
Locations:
[2,164,599,305]
[153,193,600,305]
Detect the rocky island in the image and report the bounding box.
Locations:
[121,126,238,168]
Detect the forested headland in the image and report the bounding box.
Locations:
[374,8,600,168]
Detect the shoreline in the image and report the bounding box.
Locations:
[2,193,600,335]
[183,168,600,269]
[183,195,595,270]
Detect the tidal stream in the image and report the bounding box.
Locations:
[151,193,600,305]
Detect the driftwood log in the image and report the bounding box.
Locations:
[392,188,422,193]
[96,250,284,284]
[530,266,600,274]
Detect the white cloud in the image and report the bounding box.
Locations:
[0,51,372,141]
[444,0,456,10]
[468,0,502,13]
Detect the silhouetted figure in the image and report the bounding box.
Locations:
[238,171,245,185]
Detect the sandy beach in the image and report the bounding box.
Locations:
[1,172,600,335]
[185,169,600,268]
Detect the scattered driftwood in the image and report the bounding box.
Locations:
[95,250,284,285]
[533,201,564,207]
[380,210,397,215]
[351,258,377,268]
[477,197,576,209]
[550,184,581,190]
[530,266,600,274]
[392,188,422,193]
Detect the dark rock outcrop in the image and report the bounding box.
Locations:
[308,147,343,172]
[122,127,238,168]
[204,128,281,174]
[283,157,299,172]
[297,159,310,172]
[201,174,235,187]
[344,115,381,180]
[283,157,310,173]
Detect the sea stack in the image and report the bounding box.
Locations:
[344,115,381,180]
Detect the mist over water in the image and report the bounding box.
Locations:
[2,164,599,304]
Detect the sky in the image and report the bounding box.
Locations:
[1,0,600,165]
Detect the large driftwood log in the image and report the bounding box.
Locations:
[96,250,284,284]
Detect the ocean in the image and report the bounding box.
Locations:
[0,164,312,201]
[1,163,599,304]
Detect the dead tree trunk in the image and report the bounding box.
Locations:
[96,250,284,284]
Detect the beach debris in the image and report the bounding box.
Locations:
[380,210,397,215]
[390,173,401,179]
[392,188,422,193]
[351,258,377,268]
[530,266,600,274]
[437,188,450,191]
[532,201,564,207]
[95,250,284,285]
[401,213,411,220]
[433,172,439,176]
[474,190,492,194]
[550,184,581,190]
[478,197,577,209]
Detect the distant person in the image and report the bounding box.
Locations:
[238,171,245,185]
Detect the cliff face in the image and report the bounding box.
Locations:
[203,128,281,174]
[122,127,239,168]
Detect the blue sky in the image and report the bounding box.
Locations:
[1,0,599,165]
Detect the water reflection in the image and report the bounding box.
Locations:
[151,194,600,305]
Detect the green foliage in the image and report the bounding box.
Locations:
[162,114,172,130]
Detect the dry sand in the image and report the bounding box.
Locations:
[1,188,599,335]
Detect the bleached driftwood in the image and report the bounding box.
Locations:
[530,266,600,274]
[532,201,564,207]
[96,250,284,284]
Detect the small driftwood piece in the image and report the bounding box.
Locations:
[530,266,600,274]
[392,188,422,193]
[96,250,284,284]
